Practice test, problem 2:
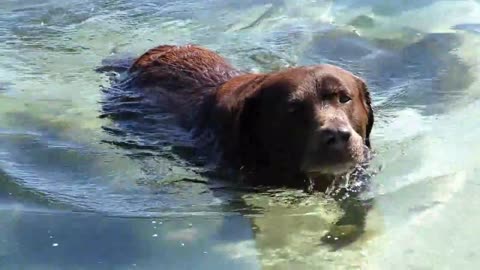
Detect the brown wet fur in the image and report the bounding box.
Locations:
[128,44,374,190]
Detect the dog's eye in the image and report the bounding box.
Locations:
[339,94,351,104]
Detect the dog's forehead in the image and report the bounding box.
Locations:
[290,66,356,98]
[262,65,359,101]
[310,65,357,88]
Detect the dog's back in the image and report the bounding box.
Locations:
[129,45,241,91]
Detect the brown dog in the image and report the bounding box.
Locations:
[128,44,374,190]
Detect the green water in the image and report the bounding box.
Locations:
[1,0,480,269]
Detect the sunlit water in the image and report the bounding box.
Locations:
[1,0,480,269]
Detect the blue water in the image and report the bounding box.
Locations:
[1,0,480,269]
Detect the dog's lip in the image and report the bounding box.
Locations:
[303,151,359,168]
[304,145,371,175]
[304,161,357,175]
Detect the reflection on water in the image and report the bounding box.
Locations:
[0,210,258,270]
[1,0,480,269]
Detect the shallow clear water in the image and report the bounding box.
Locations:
[1,0,480,269]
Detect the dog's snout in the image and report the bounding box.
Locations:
[319,126,351,147]
[337,127,352,142]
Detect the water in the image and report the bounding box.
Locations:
[1,0,480,269]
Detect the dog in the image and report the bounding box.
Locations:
[126,44,374,191]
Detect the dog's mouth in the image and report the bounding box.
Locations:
[302,143,369,176]
[305,161,356,176]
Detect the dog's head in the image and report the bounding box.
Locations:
[235,65,373,184]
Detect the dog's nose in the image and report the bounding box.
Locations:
[319,127,351,147]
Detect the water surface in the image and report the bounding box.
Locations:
[1,0,480,269]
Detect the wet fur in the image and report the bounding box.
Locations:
[126,44,374,190]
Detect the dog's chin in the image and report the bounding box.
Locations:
[302,136,370,179]
[304,149,368,177]
[305,161,356,177]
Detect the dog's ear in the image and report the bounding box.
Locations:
[233,86,266,172]
[357,77,374,148]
